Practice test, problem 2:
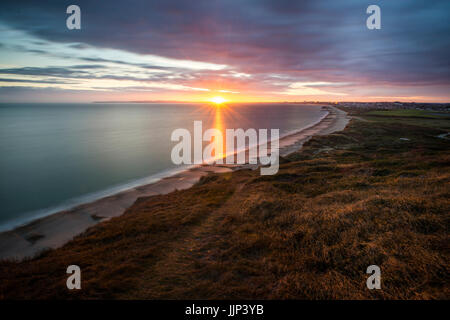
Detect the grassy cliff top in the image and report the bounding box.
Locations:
[1,108,449,299]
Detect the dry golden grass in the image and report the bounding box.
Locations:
[0,109,449,299]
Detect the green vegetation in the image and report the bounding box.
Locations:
[366,109,450,118]
[362,109,450,130]
[0,108,448,299]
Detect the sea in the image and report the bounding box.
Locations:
[0,103,327,231]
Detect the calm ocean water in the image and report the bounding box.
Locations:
[0,103,326,231]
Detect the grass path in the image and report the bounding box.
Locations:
[125,183,246,299]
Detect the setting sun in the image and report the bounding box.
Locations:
[210,96,227,104]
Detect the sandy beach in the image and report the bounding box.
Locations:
[0,106,349,261]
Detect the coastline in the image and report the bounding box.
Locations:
[0,106,349,261]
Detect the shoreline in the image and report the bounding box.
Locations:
[0,104,327,234]
[0,106,349,261]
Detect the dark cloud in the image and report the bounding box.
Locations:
[0,65,103,77]
[77,57,183,72]
[0,78,74,84]
[0,65,200,84]
[0,0,449,87]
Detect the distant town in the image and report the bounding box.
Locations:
[298,101,450,112]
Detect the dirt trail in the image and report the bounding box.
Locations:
[123,183,246,299]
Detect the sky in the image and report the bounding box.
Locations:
[0,0,449,103]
